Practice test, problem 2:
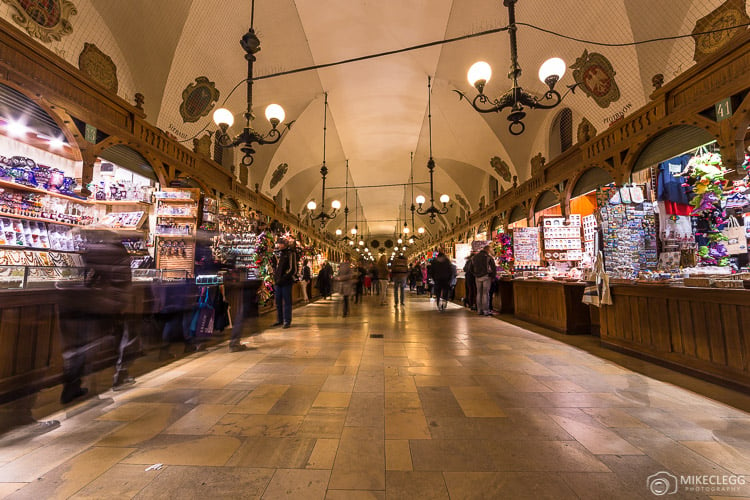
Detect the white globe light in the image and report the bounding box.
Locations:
[468,61,492,88]
[351,227,357,235]
[416,195,426,205]
[359,240,364,246]
[335,229,342,236]
[538,57,566,84]
[397,238,403,244]
[307,200,317,211]
[418,227,425,234]
[403,226,410,234]
[264,104,285,124]
[440,194,450,204]
[349,240,354,246]
[409,238,414,244]
[213,108,234,128]
[331,200,341,210]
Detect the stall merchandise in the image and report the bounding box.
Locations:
[512,226,541,268]
[492,231,513,272]
[597,185,658,278]
[155,188,199,277]
[541,216,583,263]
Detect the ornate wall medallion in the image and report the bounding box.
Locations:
[3,0,76,43]
[179,77,220,123]
[490,156,512,182]
[78,43,118,93]
[692,0,749,62]
[570,50,621,108]
[269,163,288,189]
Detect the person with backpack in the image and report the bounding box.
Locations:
[470,244,497,316]
[463,251,477,311]
[272,238,297,328]
[391,253,409,308]
[430,250,453,311]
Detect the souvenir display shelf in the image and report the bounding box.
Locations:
[154,188,199,277]
[200,197,218,231]
[512,227,541,267]
[541,216,583,262]
[0,264,87,289]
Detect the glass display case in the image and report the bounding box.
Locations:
[0,265,87,289]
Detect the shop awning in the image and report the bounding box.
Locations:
[632,125,714,174]
[572,167,614,197]
[99,145,157,181]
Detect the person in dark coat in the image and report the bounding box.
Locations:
[300,258,312,303]
[430,250,453,311]
[317,260,333,299]
[272,238,297,328]
[463,251,477,311]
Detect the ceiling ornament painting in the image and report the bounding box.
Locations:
[570,50,621,109]
[78,43,118,93]
[691,0,750,62]
[269,163,288,189]
[3,0,76,43]
[490,156,512,182]
[179,76,220,123]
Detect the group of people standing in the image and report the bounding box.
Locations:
[462,244,497,316]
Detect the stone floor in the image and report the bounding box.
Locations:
[1,291,750,499]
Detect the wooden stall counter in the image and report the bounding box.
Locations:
[599,283,750,391]
[513,279,591,334]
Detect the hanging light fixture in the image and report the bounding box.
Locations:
[455,0,578,136]
[307,93,341,228]
[212,0,293,167]
[336,160,353,243]
[407,152,426,241]
[415,76,450,223]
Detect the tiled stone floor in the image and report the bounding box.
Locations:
[2,292,750,499]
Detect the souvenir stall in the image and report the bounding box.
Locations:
[491,229,514,314]
[598,133,750,391]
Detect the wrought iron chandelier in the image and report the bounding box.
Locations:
[335,160,353,243]
[406,152,426,242]
[415,76,450,223]
[454,0,578,135]
[212,0,293,166]
[307,93,341,228]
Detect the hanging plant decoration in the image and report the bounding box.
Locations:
[681,151,729,266]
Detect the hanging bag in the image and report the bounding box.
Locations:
[722,216,747,255]
[189,286,215,337]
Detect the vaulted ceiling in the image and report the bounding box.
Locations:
[1,0,741,238]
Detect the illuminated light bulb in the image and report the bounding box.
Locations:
[264,103,285,126]
[307,200,317,211]
[418,227,425,234]
[538,57,566,87]
[439,194,450,204]
[335,229,342,236]
[7,120,28,137]
[416,195,426,205]
[468,61,492,91]
[213,108,234,128]
[331,200,341,210]
[48,137,65,149]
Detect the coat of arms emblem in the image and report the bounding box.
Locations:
[570,50,620,109]
[180,77,220,123]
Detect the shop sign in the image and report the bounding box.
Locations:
[84,123,97,144]
[715,98,733,122]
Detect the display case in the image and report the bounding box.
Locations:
[0,264,87,289]
[541,216,583,263]
[154,188,199,277]
[512,226,541,268]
